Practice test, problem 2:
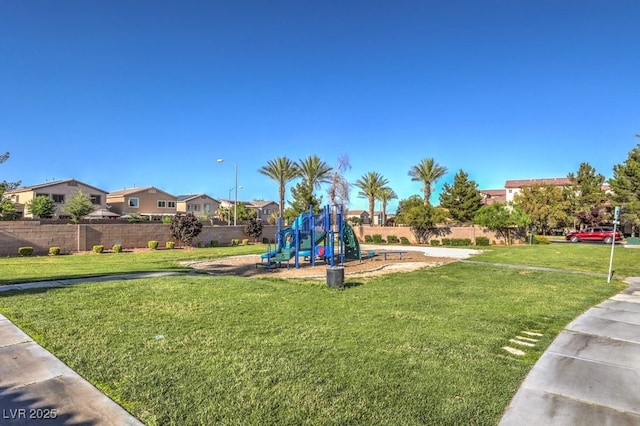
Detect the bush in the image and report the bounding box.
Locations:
[242,238,249,246]
[197,241,205,248]
[262,237,269,244]
[387,235,399,244]
[148,240,159,250]
[18,247,34,256]
[210,240,219,247]
[166,241,175,249]
[400,237,410,245]
[450,238,472,246]
[533,235,551,245]
[441,238,451,246]
[112,244,123,253]
[430,239,440,246]
[231,239,239,246]
[162,216,172,224]
[364,235,373,243]
[48,247,61,256]
[372,234,383,244]
[92,245,104,254]
[475,237,490,246]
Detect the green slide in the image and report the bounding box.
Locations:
[343,224,362,260]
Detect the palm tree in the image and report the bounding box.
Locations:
[296,155,333,203]
[258,157,299,218]
[408,158,448,205]
[377,187,397,226]
[355,171,389,226]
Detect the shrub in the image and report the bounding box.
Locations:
[242,238,249,246]
[48,247,61,256]
[387,235,399,244]
[430,239,440,246]
[162,216,172,224]
[18,247,34,256]
[372,234,383,244]
[166,241,175,249]
[92,245,104,254]
[148,240,159,250]
[533,235,551,245]
[364,235,373,243]
[441,238,451,246]
[112,244,123,253]
[210,240,219,247]
[449,238,472,246]
[262,237,269,244]
[400,237,410,245]
[231,239,239,246]
[475,236,490,246]
[197,241,205,248]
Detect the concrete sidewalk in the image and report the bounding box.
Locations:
[500,277,640,425]
[0,314,143,425]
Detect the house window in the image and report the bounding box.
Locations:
[90,194,101,205]
[158,200,167,208]
[128,198,139,208]
[204,203,211,212]
[167,201,176,208]
[35,192,48,199]
[52,194,65,203]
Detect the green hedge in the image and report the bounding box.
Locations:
[166,241,176,249]
[92,245,104,254]
[400,237,410,245]
[430,239,440,246]
[112,244,123,253]
[387,235,399,244]
[441,238,472,246]
[372,234,383,244]
[48,247,61,256]
[364,235,373,243]
[148,240,159,250]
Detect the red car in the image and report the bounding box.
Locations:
[565,226,622,244]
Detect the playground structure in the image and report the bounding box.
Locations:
[260,204,361,269]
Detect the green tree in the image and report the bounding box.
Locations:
[26,195,55,219]
[327,154,351,206]
[609,143,640,236]
[395,195,448,243]
[377,186,397,226]
[408,157,448,205]
[258,157,299,219]
[355,171,389,226]
[289,181,323,217]
[474,202,529,245]
[0,198,18,220]
[234,202,255,223]
[565,162,607,228]
[216,205,230,224]
[514,184,569,235]
[438,170,483,223]
[170,212,203,246]
[64,190,96,223]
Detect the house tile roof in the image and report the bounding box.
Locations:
[107,186,176,198]
[6,178,108,195]
[504,178,572,188]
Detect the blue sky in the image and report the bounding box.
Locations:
[1,1,638,213]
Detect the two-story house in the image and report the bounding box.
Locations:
[176,194,220,217]
[5,179,109,219]
[107,186,177,220]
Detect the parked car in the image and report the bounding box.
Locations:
[565,227,622,244]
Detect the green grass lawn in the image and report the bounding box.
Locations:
[0,245,265,285]
[0,243,629,425]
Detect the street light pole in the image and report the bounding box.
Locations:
[227,187,234,226]
[218,158,239,226]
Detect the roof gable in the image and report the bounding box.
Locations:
[6,178,108,195]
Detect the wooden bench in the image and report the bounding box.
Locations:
[382,251,408,260]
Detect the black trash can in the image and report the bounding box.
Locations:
[326,266,345,288]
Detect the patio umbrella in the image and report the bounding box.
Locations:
[84,208,121,219]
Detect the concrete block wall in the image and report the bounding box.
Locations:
[355,225,499,245]
[0,222,281,256]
